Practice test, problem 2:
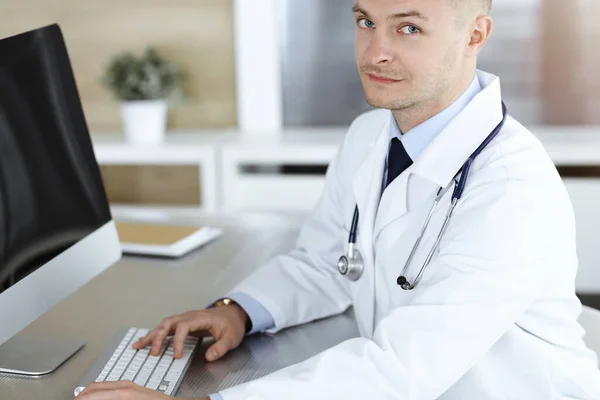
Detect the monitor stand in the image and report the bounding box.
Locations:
[0,334,85,376]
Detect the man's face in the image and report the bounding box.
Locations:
[354,0,467,111]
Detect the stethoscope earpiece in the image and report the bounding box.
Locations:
[397,276,411,290]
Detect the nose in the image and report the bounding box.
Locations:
[364,31,392,65]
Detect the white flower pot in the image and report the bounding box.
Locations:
[120,99,167,144]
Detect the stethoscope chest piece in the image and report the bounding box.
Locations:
[337,244,363,281]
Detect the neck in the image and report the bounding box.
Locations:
[392,69,476,134]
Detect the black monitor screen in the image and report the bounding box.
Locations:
[0,24,111,292]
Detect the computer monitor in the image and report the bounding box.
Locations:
[0,24,121,375]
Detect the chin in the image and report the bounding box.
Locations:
[364,93,404,110]
[364,86,424,110]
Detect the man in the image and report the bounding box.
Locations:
[78,0,600,399]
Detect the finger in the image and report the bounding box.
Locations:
[150,315,187,356]
[173,314,215,358]
[78,388,133,400]
[206,332,235,362]
[133,324,179,350]
[78,380,137,396]
[77,390,113,400]
[133,330,156,350]
[172,322,191,359]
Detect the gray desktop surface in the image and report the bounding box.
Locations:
[0,212,360,399]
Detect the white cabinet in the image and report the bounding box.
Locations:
[92,132,222,213]
[219,131,342,211]
[563,179,600,293]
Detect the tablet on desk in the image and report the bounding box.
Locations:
[115,221,223,258]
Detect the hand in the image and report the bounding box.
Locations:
[74,380,203,399]
[133,304,249,362]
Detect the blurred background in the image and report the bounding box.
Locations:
[1,0,598,130]
[1,0,600,298]
[281,0,600,127]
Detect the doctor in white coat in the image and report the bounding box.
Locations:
[79,0,600,399]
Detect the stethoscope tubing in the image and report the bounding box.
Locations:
[342,102,508,289]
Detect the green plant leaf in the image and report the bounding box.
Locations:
[100,47,187,103]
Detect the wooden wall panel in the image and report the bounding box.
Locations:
[0,0,237,131]
[99,165,201,206]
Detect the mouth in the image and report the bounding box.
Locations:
[366,74,402,84]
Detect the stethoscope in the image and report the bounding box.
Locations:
[338,102,508,290]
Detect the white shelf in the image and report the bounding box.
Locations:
[91,129,346,159]
[91,126,600,165]
[91,131,229,164]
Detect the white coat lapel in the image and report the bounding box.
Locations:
[412,72,504,189]
[374,72,504,240]
[351,120,390,336]
[372,165,411,240]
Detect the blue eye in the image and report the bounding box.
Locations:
[357,18,375,29]
[400,25,420,35]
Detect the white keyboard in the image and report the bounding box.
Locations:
[74,327,199,396]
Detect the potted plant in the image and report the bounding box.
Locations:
[101,47,186,144]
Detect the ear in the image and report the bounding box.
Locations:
[466,15,493,57]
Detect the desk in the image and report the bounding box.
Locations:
[0,212,360,399]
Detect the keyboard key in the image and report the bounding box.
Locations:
[106,329,148,381]
[146,355,173,390]
[121,348,150,381]
[86,329,196,396]
[133,341,168,387]
[95,328,139,382]
[163,339,197,395]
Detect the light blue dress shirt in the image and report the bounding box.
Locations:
[208,74,481,400]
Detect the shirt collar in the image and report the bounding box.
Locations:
[389,74,482,161]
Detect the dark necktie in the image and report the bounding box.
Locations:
[385,137,413,188]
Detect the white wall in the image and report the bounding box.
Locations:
[234,0,282,134]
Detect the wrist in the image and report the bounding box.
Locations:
[230,303,251,333]
[212,298,251,333]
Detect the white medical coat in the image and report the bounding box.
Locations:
[219,70,600,399]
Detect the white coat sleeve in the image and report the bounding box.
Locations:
[218,175,568,400]
[225,130,355,334]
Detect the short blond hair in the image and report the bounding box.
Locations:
[450,0,492,15]
[479,0,492,14]
[448,0,492,28]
